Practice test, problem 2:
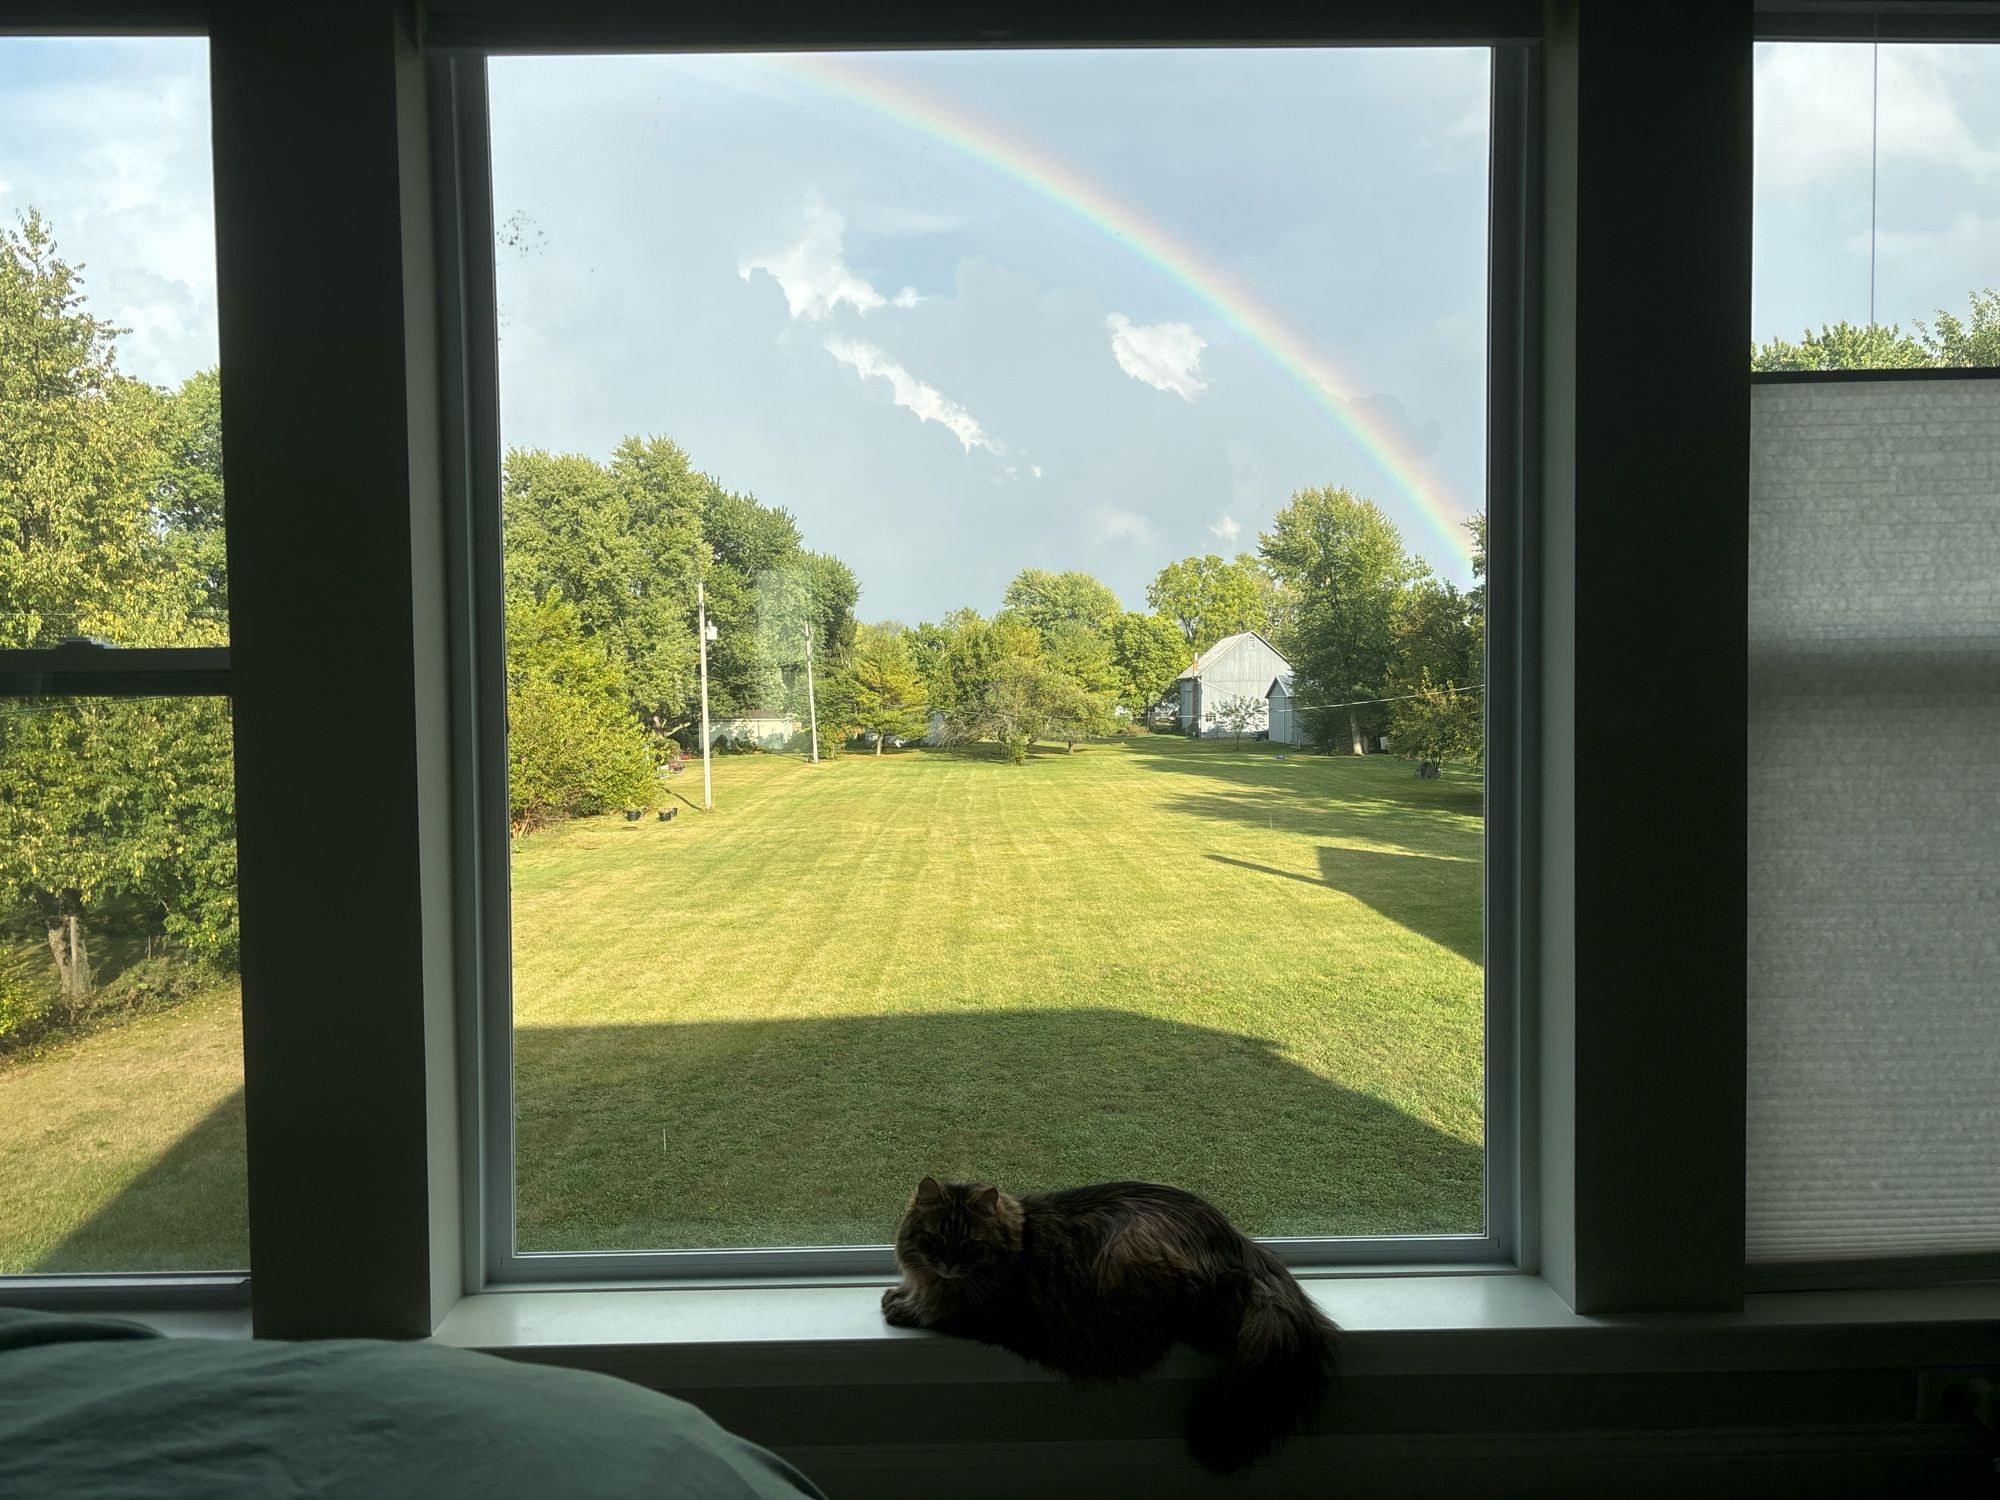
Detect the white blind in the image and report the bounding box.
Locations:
[1747,378,2000,1264]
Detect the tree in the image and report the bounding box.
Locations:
[1388,672,1482,779]
[1210,693,1265,749]
[1039,621,1120,752]
[1750,289,2000,371]
[0,211,191,649]
[961,618,1053,762]
[506,593,658,830]
[1000,568,1122,637]
[0,214,239,1015]
[1109,611,1190,720]
[503,446,700,721]
[1260,486,1419,754]
[1145,554,1264,652]
[849,624,930,753]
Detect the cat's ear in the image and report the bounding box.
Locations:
[916,1175,943,1205]
[971,1185,1000,1213]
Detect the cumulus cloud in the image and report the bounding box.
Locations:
[1090,507,1155,546]
[892,287,922,308]
[1030,464,1044,479]
[739,199,886,320]
[1104,312,1208,399]
[1208,514,1241,543]
[1755,44,2000,193]
[823,337,1003,455]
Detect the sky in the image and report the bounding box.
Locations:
[3,38,1997,626]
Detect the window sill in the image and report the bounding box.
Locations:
[429,1272,2000,1386]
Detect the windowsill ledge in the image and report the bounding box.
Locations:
[429,1273,2000,1386]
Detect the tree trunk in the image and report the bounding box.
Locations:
[875,733,883,755]
[1348,712,1364,755]
[45,901,91,1014]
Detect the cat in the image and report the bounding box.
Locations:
[881,1176,1338,1473]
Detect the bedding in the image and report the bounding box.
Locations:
[0,1308,824,1499]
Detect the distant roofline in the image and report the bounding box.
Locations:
[1175,630,1292,681]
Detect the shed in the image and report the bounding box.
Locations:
[1266,673,1306,745]
[1173,632,1293,739]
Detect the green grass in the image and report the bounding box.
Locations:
[0,735,1483,1271]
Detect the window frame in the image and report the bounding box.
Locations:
[0,22,243,1306]
[430,35,1538,1290]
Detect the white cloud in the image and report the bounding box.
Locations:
[1030,464,1044,479]
[1208,514,1241,543]
[1090,507,1154,546]
[1755,43,2000,193]
[739,199,886,320]
[892,286,921,308]
[823,336,1003,455]
[1104,312,1208,400]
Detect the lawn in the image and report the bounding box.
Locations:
[1,735,1484,1272]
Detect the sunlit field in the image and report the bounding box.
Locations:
[3,736,1482,1271]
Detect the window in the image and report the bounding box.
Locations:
[1748,37,2000,1275]
[1752,41,2000,371]
[0,37,243,1278]
[470,45,1501,1273]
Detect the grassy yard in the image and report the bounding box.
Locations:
[1,735,1483,1272]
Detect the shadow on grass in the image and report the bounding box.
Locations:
[41,1010,1483,1267]
[30,1087,247,1274]
[1208,851,1483,966]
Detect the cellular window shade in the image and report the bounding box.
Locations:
[1747,377,2000,1265]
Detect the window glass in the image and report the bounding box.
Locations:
[489,49,1490,1254]
[1753,42,2000,370]
[0,697,244,1273]
[1,37,227,648]
[0,37,242,1275]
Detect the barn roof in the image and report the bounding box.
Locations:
[1174,630,1291,681]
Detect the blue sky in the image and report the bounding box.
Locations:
[3,38,1997,625]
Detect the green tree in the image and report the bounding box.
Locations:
[1039,621,1120,752]
[999,568,1122,637]
[503,447,700,721]
[1108,610,1190,719]
[1389,671,1483,779]
[1260,486,1419,754]
[1210,693,1265,749]
[1750,289,2000,371]
[150,367,228,632]
[1146,553,1264,652]
[0,211,189,648]
[849,624,930,753]
[506,592,657,830]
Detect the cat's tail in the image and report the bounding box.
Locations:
[1185,1255,1338,1474]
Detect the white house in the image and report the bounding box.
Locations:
[1266,672,1306,745]
[708,709,797,750]
[1173,631,1292,738]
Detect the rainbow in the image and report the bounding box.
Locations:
[768,52,1476,571]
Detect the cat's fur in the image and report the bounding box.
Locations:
[882,1177,1337,1472]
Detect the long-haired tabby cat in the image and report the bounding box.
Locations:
[882,1177,1337,1472]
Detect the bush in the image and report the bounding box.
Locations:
[0,970,46,1046]
[1004,734,1029,765]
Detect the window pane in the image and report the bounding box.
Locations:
[0,696,245,1274]
[490,49,1489,1254]
[1753,42,2000,371]
[0,38,227,647]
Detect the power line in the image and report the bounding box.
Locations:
[1293,683,1484,713]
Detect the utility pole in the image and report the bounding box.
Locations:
[697,578,715,811]
[804,620,821,765]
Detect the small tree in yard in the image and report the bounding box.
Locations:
[507,593,657,829]
[849,624,929,754]
[1388,672,1482,780]
[1211,694,1265,748]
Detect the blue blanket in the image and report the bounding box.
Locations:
[0,1308,823,1499]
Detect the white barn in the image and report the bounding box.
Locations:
[1266,672,1307,745]
[1173,631,1292,738]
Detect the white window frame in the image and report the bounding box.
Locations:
[429,33,1534,1291]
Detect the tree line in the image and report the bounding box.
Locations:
[4,196,1994,1036]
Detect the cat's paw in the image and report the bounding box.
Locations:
[881,1286,924,1328]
